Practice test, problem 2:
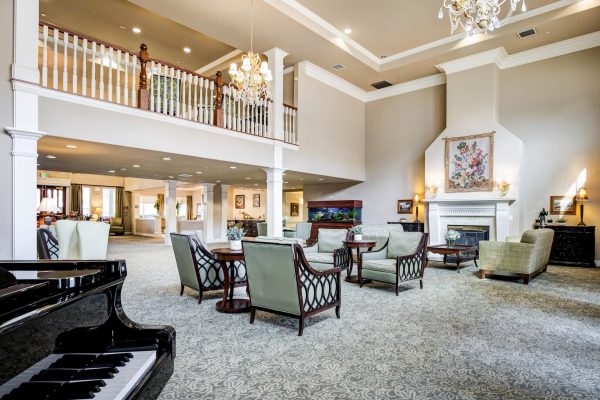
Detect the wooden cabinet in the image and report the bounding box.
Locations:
[227,219,264,237]
[387,221,425,233]
[307,200,362,243]
[534,224,595,267]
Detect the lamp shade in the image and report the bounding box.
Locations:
[37,197,60,213]
[94,207,103,214]
[414,194,421,204]
[577,187,589,201]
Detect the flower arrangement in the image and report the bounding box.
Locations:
[282,216,288,227]
[349,225,364,234]
[226,226,245,241]
[445,230,461,247]
[175,201,182,216]
[153,198,161,212]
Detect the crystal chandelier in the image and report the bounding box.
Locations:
[438,0,527,35]
[228,0,272,105]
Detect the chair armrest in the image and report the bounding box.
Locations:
[334,247,352,270]
[294,244,341,312]
[361,244,388,262]
[303,242,318,254]
[479,241,536,273]
[396,233,428,281]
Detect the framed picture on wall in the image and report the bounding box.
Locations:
[235,195,245,209]
[253,194,261,207]
[445,132,494,193]
[397,199,413,214]
[549,195,576,215]
[290,203,300,216]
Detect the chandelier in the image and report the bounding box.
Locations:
[438,0,527,35]
[228,0,272,105]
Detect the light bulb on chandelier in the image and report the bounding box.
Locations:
[437,0,527,35]
[228,0,272,105]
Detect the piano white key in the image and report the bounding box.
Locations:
[0,353,65,396]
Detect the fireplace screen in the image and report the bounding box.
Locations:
[446,225,490,246]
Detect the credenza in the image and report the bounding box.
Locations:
[534,224,595,267]
[387,221,425,233]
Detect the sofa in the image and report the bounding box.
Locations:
[478,229,555,284]
[55,220,110,259]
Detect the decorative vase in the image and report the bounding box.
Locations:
[229,240,242,251]
[446,240,456,248]
[354,234,363,241]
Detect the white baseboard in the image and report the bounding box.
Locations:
[595,260,600,267]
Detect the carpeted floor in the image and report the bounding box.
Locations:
[107,236,600,400]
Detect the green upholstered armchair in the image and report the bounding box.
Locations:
[170,233,246,303]
[295,222,312,241]
[303,228,352,272]
[478,229,554,284]
[109,217,125,235]
[242,241,342,336]
[359,231,429,296]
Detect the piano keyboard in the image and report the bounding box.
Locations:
[0,351,156,400]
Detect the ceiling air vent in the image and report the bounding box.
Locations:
[370,80,392,90]
[517,28,537,39]
[330,64,345,71]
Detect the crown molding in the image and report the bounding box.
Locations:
[436,48,508,74]
[283,66,295,75]
[299,61,367,102]
[365,74,446,102]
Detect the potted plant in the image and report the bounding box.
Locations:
[445,230,461,247]
[556,217,567,224]
[153,198,161,214]
[350,225,364,241]
[226,226,245,250]
[282,216,288,228]
[176,201,182,216]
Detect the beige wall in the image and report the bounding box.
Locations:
[284,63,366,181]
[499,47,600,258]
[283,70,295,106]
[304,84,446,225]
[284,190,303,225]
[228,187,267,220]
[0,0,14,258]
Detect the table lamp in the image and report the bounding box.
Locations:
[576,187,588,226]
[414,194,423,223]
[37,198,60,226]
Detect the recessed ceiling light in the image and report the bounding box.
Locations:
[119,25,126,30]
[344,28,352,34]
[121,168,127,171]
[41,13,46,17]
[108,170,115,173]
[216,180,221,183]
[183,47,191,54]
[162,157,171,161]
[132,27,141,34]
[284,181,289,184]
[196,171,203,174]
[178,173,193,177]
[318,178,324,181]
[46,155,56,159]
[229,166,237,169]
[168,176,175,179]
[245,177,251,180]
[132,164,140,168]
[254,183,258,186]
[66,144,77,149]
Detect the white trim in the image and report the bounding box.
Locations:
[436,48,508,75]
[262,0,583,71]
[16,80,299,150]
[300,61,367,101]
[195,49,243,74]
[283,66,295,75]
[365,74,446,102]
[5,127,46,140]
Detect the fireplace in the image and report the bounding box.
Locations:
[446,225,489,263]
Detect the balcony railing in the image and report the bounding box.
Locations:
[37,22,298,145]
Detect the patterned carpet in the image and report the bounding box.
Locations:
[107,236,600,400]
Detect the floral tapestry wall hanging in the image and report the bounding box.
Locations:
[445,132,494,193]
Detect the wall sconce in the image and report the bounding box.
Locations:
[496,177,510,197]
[425,184,438,199]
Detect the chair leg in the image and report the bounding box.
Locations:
[250,307,256,324]
[335,305,341,319]
[395,285,399,296]
[478,270,485,279]
[523,277,530,285]
[179,285,184,296]
[419,279,423,289]
[298,317,305,336]
[198,290,203,304]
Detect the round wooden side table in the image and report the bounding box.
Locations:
[343,240,376,284]
[211,248,250,313]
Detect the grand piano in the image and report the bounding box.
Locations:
[0,260,175,399]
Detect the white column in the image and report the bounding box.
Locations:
[264,48,288,141]
[164,180,177,245]
[219,184,229,241]
[203,183,215,242]
[12,0,39,84]
[5,129,45,259]
[264,167,284,237]
[427,202,442,260]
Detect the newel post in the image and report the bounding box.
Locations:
[213,71,224,127]
[137,43,150,110]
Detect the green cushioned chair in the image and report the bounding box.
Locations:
[109,217,124,235]
[478,229,554,284]
[304,228,351,271]
[295,222,312,241]
[170,233,246,303]
[256,222,268,236]
[242,240,342,336]
[359,231,429,296]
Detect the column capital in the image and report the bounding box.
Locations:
[262,167,285,176]
[263,47,289,62]
[5,127,46,140]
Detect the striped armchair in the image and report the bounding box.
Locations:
[479,229,554,284]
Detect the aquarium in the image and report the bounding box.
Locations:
[308,206,362,223]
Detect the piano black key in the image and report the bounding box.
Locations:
[31,369,79,381]
[5,381,61,399]
[76,367,118,380]
[49,354,96,369]
[90,353,133,368]
[54,380,106,400]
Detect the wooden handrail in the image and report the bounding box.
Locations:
[283,103,297,110]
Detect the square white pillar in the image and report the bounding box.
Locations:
[164,180,177,245]
[264,48,288,141]
[219,184,229,241]
[203,183,215,242]
[264,168,284,237]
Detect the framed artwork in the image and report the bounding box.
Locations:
[445,132,494,193]
[253,194,261,208]
[397,199,413,214]
[290,203,300,217]
[235,195,245,209]
[549,195,576,215]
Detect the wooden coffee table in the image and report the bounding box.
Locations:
[427,244,479,273]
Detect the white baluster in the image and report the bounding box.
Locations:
[82,38,87,96]
[284,107,289,142]
[108,47,113,102]
[226,88,231,129]
[91,42,96,98]
[162,64,168,114]
[268,101,273,137]
[187,74,193,120]
[241,100,246,133]
[72,35,78,94]
[197,77,204,123]
[156,63,162,113]
[235,91,241,131]
[123,52,129,106]
[131,54,137,107]
[250,103,255,135]
[149,61,155,112]
[99,44,105,100]
[260,100,265,136]
[169,67,174,116]
[193,75,198,121]
[52,28,58,89]
[292,109,297,144]
[175,70,181,117]
[209,81,214,125]
[203,80,209,123]
[116,50,121,104]
[41,25,48,87]
[62,31,68,91]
